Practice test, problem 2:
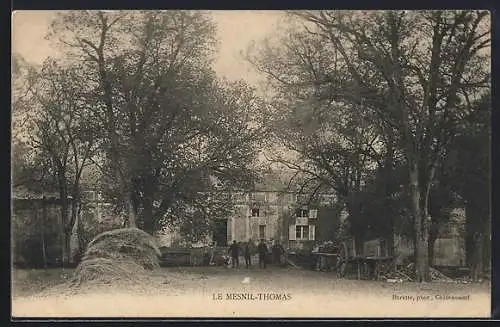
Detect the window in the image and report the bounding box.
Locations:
[295,225,310,240]
[292,224,315,241]
[296,208,309,218]
[251,208,260,217]
[259,225,266,239]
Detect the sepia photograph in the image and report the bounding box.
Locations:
[11,10,491,318]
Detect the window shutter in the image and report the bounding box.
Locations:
[309,225,316,241]
[289,224,296,241]
[309,209,318,219]
[259,225,266,240]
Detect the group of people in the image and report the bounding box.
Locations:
[227,239,285,269]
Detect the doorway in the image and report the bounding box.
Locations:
[213,219,228,247]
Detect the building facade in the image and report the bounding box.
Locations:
[225,191,338,249]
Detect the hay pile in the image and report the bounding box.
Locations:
[71,228,161,287]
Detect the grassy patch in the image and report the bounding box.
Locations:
[12,268,74,298]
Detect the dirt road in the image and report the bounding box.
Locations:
[12,266,491,318]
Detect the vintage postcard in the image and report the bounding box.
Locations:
[11,10,491,318]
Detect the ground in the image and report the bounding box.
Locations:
[12,266,491,318]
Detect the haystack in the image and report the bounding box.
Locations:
[71,228,161,287]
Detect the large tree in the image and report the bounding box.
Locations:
[246,13,400,254]
[46,11,264,235]
[12,55,47,189]
[249,10,490,281]
[441,92,491,278]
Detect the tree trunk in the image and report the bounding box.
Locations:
[471,232,484,281]
[384,132,396,258]
[387,230,395,260]
[468,203,485,281]
[465,202,488,280]
[96,33,137,231]
[481,232,490,279]
[482,220,491,277]
[414,215,430,282]
[62,230,72,267]
[383,181,395,258]
[40,201,48,269]
[465,204,476,268]
[59,200,71,267]
[409,161,430,282]
[75,207,86,264]
[142,195,154,235]
[125,192,137,228]
[70,198,81,260]
[346,195,364,256]
[428,231,437,268]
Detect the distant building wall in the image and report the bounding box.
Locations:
[12,197,65,267]
[227,191,338,250]
[434,238,465,266]
[434,208,466,266]
[392,207,466,267]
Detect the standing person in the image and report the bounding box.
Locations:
[244,239,253,268]
[258,239,268,269]
[272,240,285,266]
[228,240,240,268]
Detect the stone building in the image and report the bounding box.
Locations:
[223,190,338,249]
[156,188,341,249]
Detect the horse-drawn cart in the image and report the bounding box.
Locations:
[314,238,395,280]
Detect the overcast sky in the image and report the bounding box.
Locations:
[12,10,285,88]
[12,10,290,170]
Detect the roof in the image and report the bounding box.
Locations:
[11,186,62,200]
[253,171,292,192]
